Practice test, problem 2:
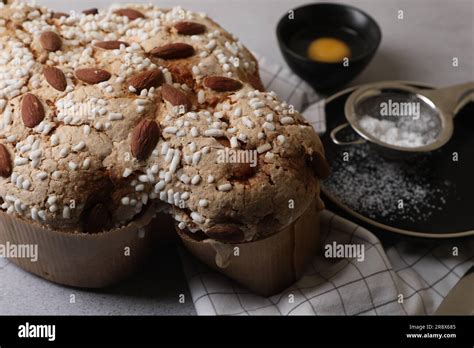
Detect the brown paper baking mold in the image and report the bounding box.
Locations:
[178,197,322,296]
[0,205,156,288]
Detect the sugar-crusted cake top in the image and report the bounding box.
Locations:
[0,1,328,242]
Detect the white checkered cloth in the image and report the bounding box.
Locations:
[178,55,474,315]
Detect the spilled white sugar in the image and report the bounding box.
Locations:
[324,145,450,223]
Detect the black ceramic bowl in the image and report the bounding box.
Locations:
[277,3,381,91]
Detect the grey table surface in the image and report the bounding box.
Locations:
[1,0,473,315]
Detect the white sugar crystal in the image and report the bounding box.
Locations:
[155,180,166,192]
[191,211,204,224]
[263,122,275,131]
[164,126,178,134]
[237,133,247,142]
[230,136,239,148]
[242,117,254,129]
[161,142,169,155]
[191,175,201,185]
[180,174,191,184]
[280,116,295,125]
[265,152,274,160]
[192,152,201,165]
[36,172,48,181]
[83,125,91,135]
[257,143,272,154]
[139,175,149,183]
[59,147,69,158]
[68,162,77,171]
[22,179,31,190]
[72,141,86,152]
[14,157,28,165]
[204,129,224,137]
[197,90,205,104]
[31,208,38,221]
[108,112,123,121]
[169,150,181,173]
[82,158,91,170]
[47,195,57,205]
[218,183,232,192]
[165,148,175,162]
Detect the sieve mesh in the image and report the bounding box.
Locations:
[353,91,442,148]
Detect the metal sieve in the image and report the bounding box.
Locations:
[330,81,474,156]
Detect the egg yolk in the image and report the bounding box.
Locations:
[307,37,351,63]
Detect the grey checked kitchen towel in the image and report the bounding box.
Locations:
[178,54,474,316]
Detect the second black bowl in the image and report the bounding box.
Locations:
[277,3,381,91]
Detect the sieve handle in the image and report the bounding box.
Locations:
[330,123,366,146]
[421,82,474,117]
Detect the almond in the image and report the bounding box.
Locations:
[150,43,195,60]
[21,93,45,128]
[128,69,162,93]
[131,119,160,161]
[52,12,69,19]
[39,31,62,52]
[206,225,245,243]
[161,83,191,112]
[75,68,111,84]
[83,8,98,15]
[43,66,67,91]
[83,203,112,233]
[203,76,243,92]
[0,143,12,178]
[114,8,145,20]
[174,21,206,35]
[94,40,129,50]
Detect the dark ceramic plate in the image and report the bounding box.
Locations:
[321,82,474,238]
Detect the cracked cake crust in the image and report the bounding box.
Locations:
[0,1,328,242]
